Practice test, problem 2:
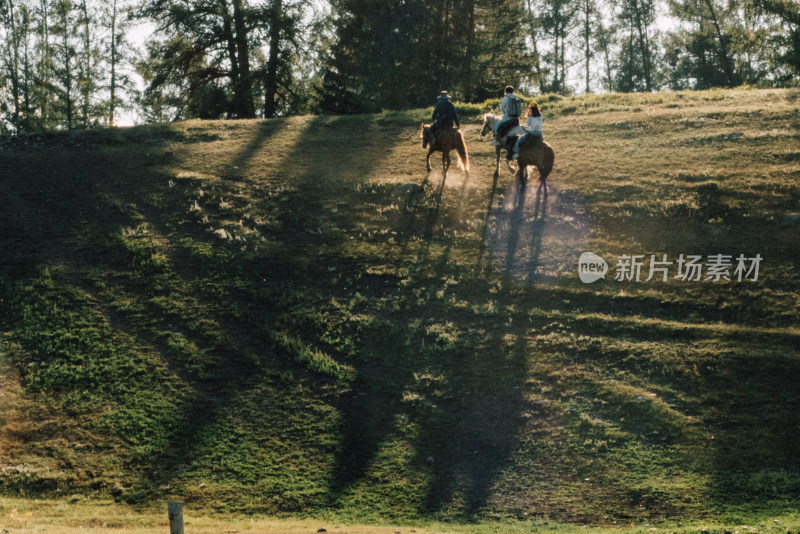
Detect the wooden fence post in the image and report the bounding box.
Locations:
[168,502,184,534]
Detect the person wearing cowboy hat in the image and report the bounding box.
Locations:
[429,90,460,144]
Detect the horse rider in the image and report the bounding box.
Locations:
[492,85,522,146]
[512,101,544,160]
[429,90,460,144]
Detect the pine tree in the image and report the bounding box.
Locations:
[51,0,79,129]
[595,21,618,91]
[136,0,258,119]
[256,0,312,118]
[319,0,536,113]
[751,0,800,76]
[577,0,600,92]
[96,0,138,126]
[667,0,741,88]
[1,0,18,132]
[614,0,659,91]
[537,0,579,94]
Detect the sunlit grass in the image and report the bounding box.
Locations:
[4,497,800,534]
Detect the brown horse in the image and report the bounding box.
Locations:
[480,113,554,191]
[514,133,555,194]
[420,124,470,180]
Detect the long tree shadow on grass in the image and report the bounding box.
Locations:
[482,175,589,285]
[326,171,536,518]
[112,115,413,497]
[0,121,310,496]
[325,268,535,518]
[105,113,503,511]
[0,118,368,502]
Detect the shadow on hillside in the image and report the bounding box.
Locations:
[4,114,800,521]
[324,170,548,519]
[481,176,588,285]
[326,267,533,519]
[118,115,406,492]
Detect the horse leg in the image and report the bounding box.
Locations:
[505,139,517,174]
[426,147,434,172]
[535,151,553,198]
[516,164,527,186]
[539,170,548,200]
[494,147,501,177]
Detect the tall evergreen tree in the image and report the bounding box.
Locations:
[51,0,79,129]
[319,0,536,113]
[577,0,601,92]
[256,0,312,118]
[751,0,800,76]
[614,0,659,91]
[538,0,579,94]
[136,0,258,119]
[1,0,24,133]
[34,0,54,129]
[595,20,619,91]
[523,0,547,91]
[77,0,103,126]
[666,0,742,88]
[101,0,137,125]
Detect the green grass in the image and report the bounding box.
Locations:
[1,88,799,527]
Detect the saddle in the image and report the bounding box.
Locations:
[496,118,519,139]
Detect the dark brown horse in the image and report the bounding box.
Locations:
[514,133,555,194]
[420,124,470,181]
[480,113,554,191]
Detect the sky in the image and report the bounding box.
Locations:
[116,21,155,127]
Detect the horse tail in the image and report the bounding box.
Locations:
[456,131,470,172]
[537,142,555,181]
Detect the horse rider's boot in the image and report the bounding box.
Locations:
[491,135,500,146]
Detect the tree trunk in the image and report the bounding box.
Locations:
[464,0,476,100]
[232,0,255,117]
[109,0,117,125]
[80,0,92,126]
[59,2,74,129]
[584,0,591,93]
[264,0,282,118]
[39,0,50,127]
[7,0,22,132]
[632,0,653,90]
[219,0,241,117]
[22,8,31,129]
[702,0,736,86]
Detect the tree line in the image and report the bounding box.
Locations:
[1,0,798,133]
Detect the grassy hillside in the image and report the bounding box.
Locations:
[1,87,799,528]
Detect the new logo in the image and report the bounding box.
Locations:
[578,252,608,284]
